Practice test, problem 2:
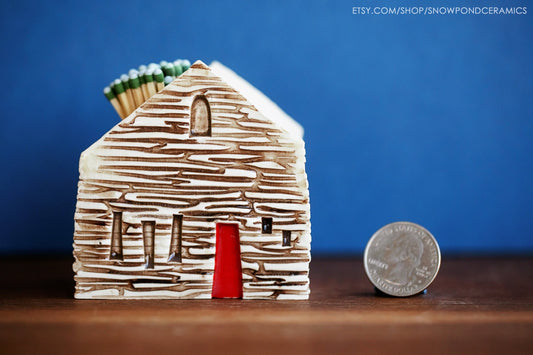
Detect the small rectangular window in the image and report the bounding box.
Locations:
[282,230,291,247]
[142,221,156,269]
[110,212,123,260]
[262,217,272,234]
[168,214,183,262]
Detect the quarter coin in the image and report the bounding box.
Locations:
[364,222,441,297]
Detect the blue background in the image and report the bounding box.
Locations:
[1,0,531,254]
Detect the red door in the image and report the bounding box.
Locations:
[212,223,243,298]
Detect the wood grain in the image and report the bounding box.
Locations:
[1,256,532,354]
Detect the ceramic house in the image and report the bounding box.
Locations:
[73,61,311,299]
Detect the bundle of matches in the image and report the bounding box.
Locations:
[104,59,191,119]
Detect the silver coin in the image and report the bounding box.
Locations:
[364,222,441,297]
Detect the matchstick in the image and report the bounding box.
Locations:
[128,72,144,108]
[138,69,149,101]
[144,68,157,97]
[154,68,164,91]
[104,86,126,119]
[121,74,135,115]
[103,59,192,118]
[180,59,191,72]
[111,79,132,118]
[173,60,183,76]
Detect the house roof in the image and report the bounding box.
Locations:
[84,60,305,162]
[209,61,304,140]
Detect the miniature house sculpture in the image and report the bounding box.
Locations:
[73,61,311,299]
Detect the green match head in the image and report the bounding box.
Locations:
[160,60,168,67]
[148,63,159,71]
[120,74,130,90]
[181,59,191,71]
[128,69,138,76]
[128,73,140,89]
[164,76,174,86]
[103,86,115,100]
[173,60,183,76]
[112,78,125,94]
[162,63,176,77]
[144,69,154,83]
[154,68,164,83]
[138,69,146,84]
[138,64,147,72]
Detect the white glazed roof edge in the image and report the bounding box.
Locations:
[209,61,303,139]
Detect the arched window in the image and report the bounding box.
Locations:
[190,95,211,136]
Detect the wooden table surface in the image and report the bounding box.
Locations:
[1,256,532,354]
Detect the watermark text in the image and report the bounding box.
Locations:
[352,6,527,15]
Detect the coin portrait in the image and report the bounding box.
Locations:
[382,232,424,285]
